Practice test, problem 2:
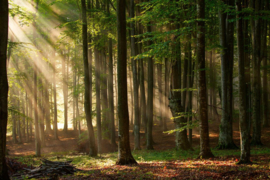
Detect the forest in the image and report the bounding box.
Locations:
[1,0,270,179]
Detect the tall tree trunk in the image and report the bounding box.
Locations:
[17,92,22,143]
[95,0,102,155]
[107,4,116,147]
[251,0,263,146]
[11,91,17,143]
[0,0,9,178]
[163,58,169,131]
[44,82,51,133]
[101,52,109,138]
[262,1,268,127]
[217,0,237,149]
[146,24,154,150]
[22,93,26,139]
[95,49,102,153]
[62,52,68,133]
[197,0,214,159]
[39,82,45,146]
[116,0,137,165]
[169,44,191,150]
[130,0,140,149]
[81,0,97,157]
[129,66,134,127]
[169,20,191,150]
[26,93,29,142]
[73,67,77,131]
[53,54,58,140]
[244,0,251,136]
[186,35,194,146]
[157,64,162,127]
[236,0,251,164]
[33,0,41,156]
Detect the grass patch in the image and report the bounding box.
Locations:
[10,146,270,169]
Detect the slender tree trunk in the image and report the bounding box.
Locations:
[62,52,68,133]
[130,0,140,149]
[73,68,77,131]
[169,20,191,150]
[197,0,214,159]
[243,0,251,136]
[163,58,169,131]
[217,0,237,149]
[39,83,45,146]
[236,0,251,164]
[146,24,154,150]
[95,49,102,153]
[11,91,17,143]
[157,63,163,127]
[26,93,29,142]
[82,0,97,156]
[262,1,268,127]
[33,0,41,156]
[53,54,58,140]
[105,0,117,147]
[251,0,263,146]
[116,0,137,165]
[44,82,51,133]
[0,0,9,177]
[101,52,109,138]
[129,66,134,128]
[187,35,193,146]
[22,93,26,139]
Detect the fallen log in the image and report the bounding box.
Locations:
[12,159,80,180]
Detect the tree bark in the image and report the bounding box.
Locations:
[236,0,251,164]
[106,0,117,147]
[62,52,68,133]
[116,0,137,165]
[197,0,214,159]
[82,0,97,156]
[0,0,10,177]
[262,1,268,127]
[217,0,237,149]
[33,0,41,156]
[130,0,140,150]
[53,54,58,140]
[163,58,169,131]
[146,24,154,150]
[251,0,263,146]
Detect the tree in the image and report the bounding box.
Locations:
[0,0,10,178]
[251,0,263,146]
[81,0,97,157]
[94,0,102,154]
[236,0,251,164]
[33,0,41,157]
[107,0,117,147]
[116,0,137,165]
[146,25,154,150]
[217,0,237,149]
[130,0,141,150]
[197,0,214,159]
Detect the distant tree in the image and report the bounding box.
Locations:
[236,0,251,164]
[130,0,141,150]
[251,0,263,146]
[0,0,10,179]
[81,0,97,157]
[217,0,237,149]
[116,0,137,165]
[33,0,41,157]
[197,0,214,159]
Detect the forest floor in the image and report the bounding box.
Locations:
[6,118,270,179]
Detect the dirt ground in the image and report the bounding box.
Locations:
[6,117,270,156]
